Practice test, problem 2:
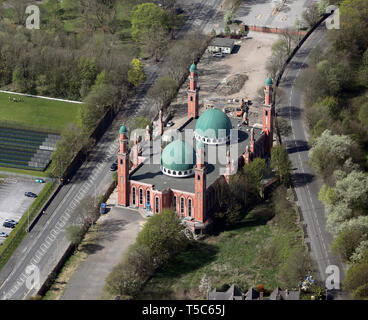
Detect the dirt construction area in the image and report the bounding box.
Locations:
[169,31,280,128]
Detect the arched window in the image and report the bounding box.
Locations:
[155,197,159,213]
[139,188,143,205]
[180,197,185,214]
[173,196,177,211]
[188,198,192,217]
[146,190,150,205]
[132,187,136,205]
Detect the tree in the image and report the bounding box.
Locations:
[66,225,85,245]
[224,25,230,35]
[275,117,292,142]
[148,77,178,112]
[128,58,146,87]
[331,227,368,261]
[48,123,93,179]
[131,3,169,42]
[319,170,368,235]
[243,158,268,196]
[104,243,155,299]
[302,2,320,28]
[73,196,100,231]
[343,262,368,299]
[8,0,29,25]
[224,11,234,25]
[309,130,355,182]
[271,144,292,184]
[358,102,368,130]
[278,248,310,288]
[136,209,188,267]
[141,26,170,61]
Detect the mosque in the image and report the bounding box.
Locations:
[117,63,274,233]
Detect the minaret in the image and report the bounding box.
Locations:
[250,127,255,154]
[145,125,151,142]
[194,141,206,222]
[158,110,163,136]
[118,125,130,206]
[244,145,250,164]
[188,63,199,119]
[132,134,139,169]
[263,77,274,155]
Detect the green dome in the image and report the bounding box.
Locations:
[190,63,198,73]
[119,125,127,134]
[195,108,232,141]
[265,77,273,86]
[161,140,196,172]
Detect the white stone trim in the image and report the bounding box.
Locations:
[161,166,194,178]
[194,131,230,145]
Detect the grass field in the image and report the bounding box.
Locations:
[137,186,310,300]
[0,93,81,133]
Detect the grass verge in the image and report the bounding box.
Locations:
[0,166,48,177]
[0,182,56,271]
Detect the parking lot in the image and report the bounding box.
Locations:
[0,177,45,244]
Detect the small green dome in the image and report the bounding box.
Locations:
[265,77,273,86]
[190,63,198,73]
[119,125,127,134]
[195,108,232,141]
[161,140,196,172]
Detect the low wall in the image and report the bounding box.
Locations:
[246,25,308,36]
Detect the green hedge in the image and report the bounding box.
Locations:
[0,182,56,271]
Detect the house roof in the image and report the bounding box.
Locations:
[270,287,300,300]
[245,288,260,300]
[208,285,243,300]
[210,37,235,48]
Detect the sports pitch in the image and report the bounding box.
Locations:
[0,92,81,133]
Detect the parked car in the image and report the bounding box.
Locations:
[5,219,18,225]
[100,202,107,214]
[35,178,45,183]
[25,192,37,198]
[0,232,8,237]
[110,162,118,171]
[166,120,174,127]
[3,221,16,228]
[213,52,223,58]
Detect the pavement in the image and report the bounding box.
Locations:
[277,24,347,299]
[61,207,144,300]
[0,177,44,245]
[236,0,319,29]
[0,0,226,300]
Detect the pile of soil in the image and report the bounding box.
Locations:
[216,73,248,96]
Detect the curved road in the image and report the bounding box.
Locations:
[0,0,224,300]
[277,24,346,299]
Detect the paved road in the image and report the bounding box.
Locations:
[0,0,225,300]
[277,24,346,299]
[61,207,144,300]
